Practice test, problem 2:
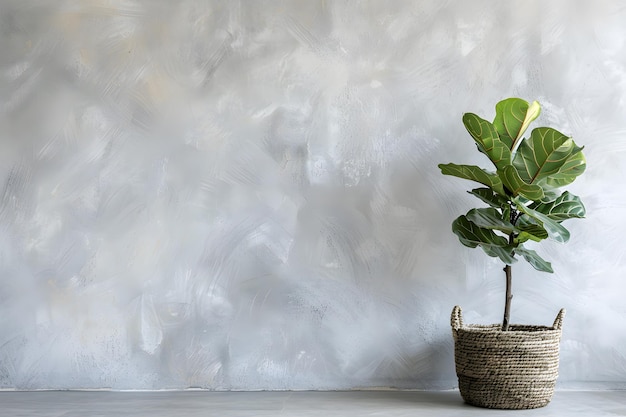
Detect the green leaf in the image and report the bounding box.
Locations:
[515,223,549,243]
[468,188,508,208]
[438,163,505,195]
[543,149,586,188]
[464,207,549,244]
[499,165,544,200]
[512,127,584,186]
[516,246,554,273]
[514,198,570,243]
[482,245,517,263]
[493,98,541,150]
[452,215,517,264]
[466,208,515,233]
[540,187,561,203]
[531,191,586,222]
[462,113,512,170]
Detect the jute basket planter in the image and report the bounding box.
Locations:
[451,306,565,410]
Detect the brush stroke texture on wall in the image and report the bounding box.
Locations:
[0,0,625,390]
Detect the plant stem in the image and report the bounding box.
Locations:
[502,209,518,331]
[502,263,512,331]
[502,208,522,332]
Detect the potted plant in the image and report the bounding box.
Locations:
[438,98,586,409]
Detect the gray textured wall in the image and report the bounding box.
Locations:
[1,0,625,390]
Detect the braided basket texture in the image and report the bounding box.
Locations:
[451,306,565,409]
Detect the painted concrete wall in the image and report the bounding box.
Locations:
[0,0,625,390]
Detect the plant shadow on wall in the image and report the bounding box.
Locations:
[438,98,586,409]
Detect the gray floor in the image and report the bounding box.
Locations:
[1,390,624,417]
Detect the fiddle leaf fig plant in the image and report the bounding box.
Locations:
[438,98,586,330]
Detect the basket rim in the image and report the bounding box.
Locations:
[450,306,566,332]
[456,323,561,334]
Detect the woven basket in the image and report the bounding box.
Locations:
[451,305,565,409]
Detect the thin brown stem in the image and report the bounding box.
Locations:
[502,264,512,331]
[502,209,518,331]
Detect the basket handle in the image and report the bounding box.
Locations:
[552,308,566,330]
[451,305,463,331]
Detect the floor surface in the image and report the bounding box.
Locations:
[1,390,625,417]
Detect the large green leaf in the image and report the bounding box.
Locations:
[539,187,562,203]
[438,163,505,195]
[493,98,541,150]
[514,198,570,243]
[515,188,565,205]
[516,246,554,273]
[531,191,586,221]
[466,208,515,233]
[515,223,549,243]
[462,113,512,170]
[464,207,548,244]
[482,245,518,263]
[512,127,584,186]
[543,149,586,188]
[499,165,544,200]
[468,187,508,208]
[452,215,517,264]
